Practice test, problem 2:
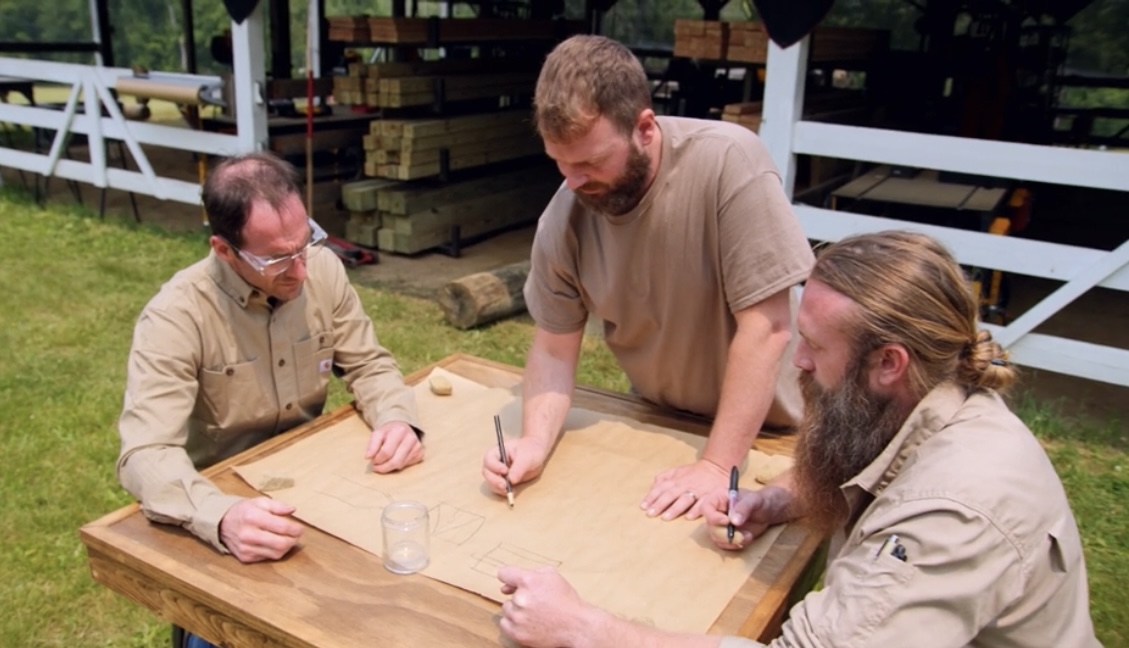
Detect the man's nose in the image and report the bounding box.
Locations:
[286,255,308,281]
[564,172,589,192]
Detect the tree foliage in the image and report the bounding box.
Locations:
[1,0,1126,77]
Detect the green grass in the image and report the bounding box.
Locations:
[0,188,1124,646]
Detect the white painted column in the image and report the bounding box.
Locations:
[308,0,321,79]
[232,5,269,152]
[760,37,809,198]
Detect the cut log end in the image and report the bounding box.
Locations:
[438,260,530,329]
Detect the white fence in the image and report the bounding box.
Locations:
[0,58,247,205]
[761,38,1129,387]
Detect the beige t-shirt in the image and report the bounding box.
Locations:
[723,384,1100,647]
[117,246,418,552]
[525,116,813,425]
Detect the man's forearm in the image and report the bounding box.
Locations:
[576,607,729,648]
[702,306,791,470]
[521,343,577,448]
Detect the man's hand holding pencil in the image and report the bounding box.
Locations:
[482,433,552,504]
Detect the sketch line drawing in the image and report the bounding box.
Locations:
[430,502,485,545]
[472,543,562,577]
[314,473,392,510]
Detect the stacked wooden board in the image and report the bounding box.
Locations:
[327,15,369,42]
[674,20,889,63]
[341,164,560,254]
[363,110,542,181]
[673,19,728,60]
[722,91,872,133]
[358,17,584,44]
[332,58,536,111]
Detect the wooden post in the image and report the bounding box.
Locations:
[437,261,530,329]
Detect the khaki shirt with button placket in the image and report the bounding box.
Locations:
[720,384,1100,648]
[117,247,418,552]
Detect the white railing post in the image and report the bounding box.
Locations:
[760,36,809,198]
[232,7,269,152]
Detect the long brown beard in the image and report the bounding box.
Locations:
[792,357,912,534]
[574,142,652,216]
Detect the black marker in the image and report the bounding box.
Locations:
[727,466,739,543]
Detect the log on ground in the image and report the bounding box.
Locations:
[437,260,531,329]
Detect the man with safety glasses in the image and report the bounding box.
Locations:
[116,152,423,568]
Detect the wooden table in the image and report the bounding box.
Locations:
[80,354,824,647]
[831,165,1009,227]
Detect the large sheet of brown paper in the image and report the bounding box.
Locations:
[234,367,791,634]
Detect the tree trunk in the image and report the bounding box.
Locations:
[437,260,530,329]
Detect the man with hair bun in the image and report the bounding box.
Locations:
[497,231,1100,648]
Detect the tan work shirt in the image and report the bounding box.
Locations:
[117,247,418,552]
[721,384,1099,647]
[525,116,813,426]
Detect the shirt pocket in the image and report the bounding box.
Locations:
[198,357,272,434]
[295,331,334,412]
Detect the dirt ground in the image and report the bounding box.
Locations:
[3,143,1127,431]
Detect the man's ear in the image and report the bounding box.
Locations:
[868,343,911,393]
[637,108,658,145]
[210,235,236,263]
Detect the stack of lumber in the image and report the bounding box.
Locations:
[720,101,764,132]
[722,90,871,133]
[725,22,889,63]
[364,17,583,44]
[327,15,370,42]
[725,22,770,63]
[673,19,728,60]
[808,26,890,62]
[340,164,559,254]
[371,71,535,108]
[362,110,541,181]
[332,58,535,110]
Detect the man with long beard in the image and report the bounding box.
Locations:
[494,231,1100,647]
[482,34,814,523]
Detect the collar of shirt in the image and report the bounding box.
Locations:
[206,250,273,310]
[843,382,971,500]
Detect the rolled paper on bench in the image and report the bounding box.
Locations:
[114,77,216,106]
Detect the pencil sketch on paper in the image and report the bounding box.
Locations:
[472,543,562,577]
[429,502,485,545]
[315,472,393,511]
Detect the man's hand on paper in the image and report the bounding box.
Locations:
[498,565,596,648]
[365,420,424,473]
[701,485,794,549]
[640,459,728,521]
[482,435,550,496]
[219,496,303,563]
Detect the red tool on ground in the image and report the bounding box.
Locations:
[325,234,378,267]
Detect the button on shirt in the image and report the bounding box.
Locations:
[721,383,1099,648]
[117,246,419,552]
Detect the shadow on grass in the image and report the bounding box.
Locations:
[0,183,209,246]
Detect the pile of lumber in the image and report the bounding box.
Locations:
[362,110,542,181]
[340,164,559,255]
[361,17,584,44]
[720,101,764,132]
[332,58,535,110]
[725,22,770,63]
[674,20,888,64]
[327,16,584,46]
[807,26,890,63]
[722,90,872,133]
[673,19,728,60]
[327,15,369,42]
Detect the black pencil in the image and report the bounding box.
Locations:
[494,415,515,508]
